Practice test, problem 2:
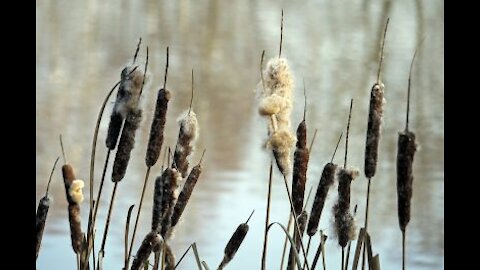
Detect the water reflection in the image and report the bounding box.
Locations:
[36,0,443,269]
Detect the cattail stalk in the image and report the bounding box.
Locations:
[170,150,205,228]
[100,48,148,265]
[260,162,273,270]
[164,244,176,270]
[217,211,254,270]
[36,157,60,260]
[361,19,389,270]
[397,44,420,270]
[130,231,163,270]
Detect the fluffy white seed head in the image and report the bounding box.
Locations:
[177,110,199,142]
[69,180,85,204]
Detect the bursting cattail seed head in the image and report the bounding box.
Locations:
[68,179,85,204]
[333,167,359,247]
[364,83,386,178]
[131,231,163,270]
[112,108,143,182]
[173,110,199,178]
[170,162,202,227]
[145,88,171,167]
[106,65,145,150]
[268,129,295,176]
[397,131,417,231]
[307,162,337,236]
[264,58,294,99]
[258,94,288,116]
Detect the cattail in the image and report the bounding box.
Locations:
[172,110,199,177]
[364,83,385,178]
[61,163,84,253]
[307,162,337,236]
[106,65,145,150]
[146,47,171,167]
[159,167,183,238]
[130,231,163,270]
[218,211,254,270]
[333,168,359,248]
[397,131,416,231]
[287,210,308,270]
[292,118,308,217]
[269,130,295,176]
[257,11,295,177]
[36,196,51,259]
[151,175,164,232]
[36,157,59,260]
[364,19,389,179]
[112,108,143,182]
[164,244,176,270]
[170,151,205,228]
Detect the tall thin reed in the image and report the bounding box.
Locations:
[173,70,199,178]
[36,156,59,260]
[217,210,254,270]
[361,18,389,270]
[260,162,274,270]
[397,44,420,270]
[170,150,206,228]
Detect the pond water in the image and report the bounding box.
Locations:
[36,0,443,269]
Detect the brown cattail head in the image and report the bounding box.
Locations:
[173,110,199,177]
[364,83,386,178]
[146,88,171,167]
[35,195,51,259]
[62,164,76,204]
[160,168,183,238]
[151,175,164,232]
[106,112,124,150]
[131,231,163,270]
[112,108,143,182]
[307,162,337,236]
[292,122,309,216]
[170,162,202,227]
[218,223,249,269]
[164,244,176,270]
[397,131,417,232]
[68,203,83,253]
[333,167,359,247]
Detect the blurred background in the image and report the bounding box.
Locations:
[36,0,443,269]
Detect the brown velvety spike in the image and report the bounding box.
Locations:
[397,131,416,231]
[130,231,163,270]
[146,88,171,167]
[333,168,358,248]
[307,162,337,236]
[364,83,385,178]
[170,163,202,227]
[112,108,143,182]
[68,203,83,253]
[35,196,51,259]
[218,223,249,269]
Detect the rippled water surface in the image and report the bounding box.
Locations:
[36,1,443,269]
